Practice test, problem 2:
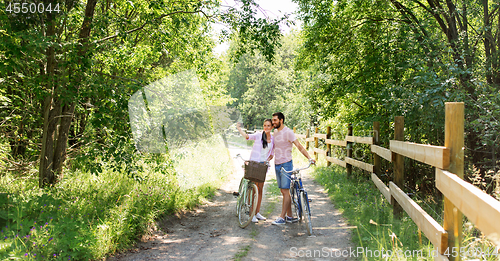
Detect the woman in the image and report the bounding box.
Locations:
[237,119,274,223]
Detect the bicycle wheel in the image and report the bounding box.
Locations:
[289,181,301,221]
[235,178,246,217]
[238,183,258,228]
[300,190,312,236]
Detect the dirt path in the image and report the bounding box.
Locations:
[108,147,354,261]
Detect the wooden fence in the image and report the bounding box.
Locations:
[293,102,500,261]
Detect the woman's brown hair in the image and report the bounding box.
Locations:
[262,119,272,149]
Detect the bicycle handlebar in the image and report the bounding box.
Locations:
[280,160,315,175]
[234,154,269,166]
[234,154,247,162]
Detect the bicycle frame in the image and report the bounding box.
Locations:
[289,173,306,218]
[236,177,249,214]
[233,154,263,228]
[281,161,314,235]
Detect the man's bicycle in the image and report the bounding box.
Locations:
[281,160,315,235]
[233,154,268,228]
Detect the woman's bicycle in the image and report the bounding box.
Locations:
[281,160,315,236]
[233,154,268,228]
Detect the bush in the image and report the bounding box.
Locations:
[0,135,232,260]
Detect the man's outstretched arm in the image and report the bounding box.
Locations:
[292,140,315,163]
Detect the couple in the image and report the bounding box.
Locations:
[236,112,315,225]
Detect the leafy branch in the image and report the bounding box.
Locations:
[95,9,212,44]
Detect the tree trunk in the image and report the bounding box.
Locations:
[39,11,59,187]
[53,103,76,178]
[38,0,98,187]
[494,9,500,85]
[39,96,62,186]
[482,0,494,85]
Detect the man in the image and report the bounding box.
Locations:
[271,112,315,225]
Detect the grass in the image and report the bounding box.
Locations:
[261,177,280,219]
[0,135,233,260]
[249,228,258,239]
[171,135,232,190]
[312,163,434,260]
[225,134,254,150]
[310,155,500,261]
[233,244,251,261]
[265,177,281,197]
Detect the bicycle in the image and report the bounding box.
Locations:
[233,154,268,228]
[281,159,315,236]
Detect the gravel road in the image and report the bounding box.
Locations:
[108,146,354,261]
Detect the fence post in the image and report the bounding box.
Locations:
[306,129,310,150]
[314,127,319,161]
[346,124,353,177]
[327,126,331,167]
[443,102,464,260]
[373,122,380,175]
[392,116,404,219]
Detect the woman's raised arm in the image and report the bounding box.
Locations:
[236,122,249,140]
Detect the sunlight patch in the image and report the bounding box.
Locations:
[128,70,250,188]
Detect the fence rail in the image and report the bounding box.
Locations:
[293,102,500,261]
[390,140,450,169]
[325,156,346,168]
[325,139,347,147]
[436,168,500,244]
[346,135,373,144]
[371,145,392,162]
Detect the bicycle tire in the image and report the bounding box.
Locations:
[236,178,245,217]
[300,190,312,236]
[249,183,258,219]
[290,181,301,221]
[238,183,258,228]
[237,186,248,227]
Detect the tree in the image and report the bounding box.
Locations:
[294,0,499,190]
[0,0,285,187]
[225,31,312,129]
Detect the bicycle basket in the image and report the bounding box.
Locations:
[244,161,268,182]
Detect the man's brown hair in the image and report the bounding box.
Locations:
[272,112,285,124]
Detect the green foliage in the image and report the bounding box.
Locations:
[225,31,313,130]
[313,165,435,260]
[223,0,286,62]
[294,0,499,195]
[170,135,232,190]
[0,141,232,260]
[0,0,285,186]
[312,158,500,260]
